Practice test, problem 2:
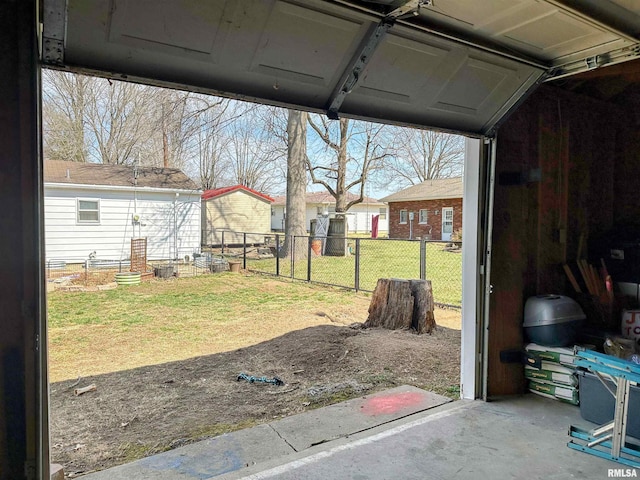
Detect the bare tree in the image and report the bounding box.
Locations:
[43,70,242,178]
[83,79,158,165]
[306,115,392,213]
[259,105,291,193]
[150,91,233,171]
[281,109,309,259]
[42,70,90,162]
[194,100,245,190]
[196,124,227,191]
[153,90,194,169]
[223,107,286,193]
[384,128,464,188]
[43,71,154,165]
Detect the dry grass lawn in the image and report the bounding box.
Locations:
[49,272,462,476]
[48,273,460,382]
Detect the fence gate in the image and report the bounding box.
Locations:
[131,238,147,273]
[315,216,329,254]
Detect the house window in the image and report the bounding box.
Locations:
[77,199,100,223]
[271,207,275,216]
[399,209,407,224]
[379,208,387,220]
[419,209,428,224]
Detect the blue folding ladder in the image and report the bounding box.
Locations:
[568,349,640,467]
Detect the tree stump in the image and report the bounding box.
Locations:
[365,278,436,334]
[410,279,436,334]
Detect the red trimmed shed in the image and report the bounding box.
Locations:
[201,185,274,246]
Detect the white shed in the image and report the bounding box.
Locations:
[271,191,388,235]
[44,160,202,263]
[201,185,274,246]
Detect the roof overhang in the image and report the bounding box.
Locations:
[41,0,640,136]
[202,186,274,203]
[44,182,202,196]
[381,195,463,203]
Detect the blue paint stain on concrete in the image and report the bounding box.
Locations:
[135,435,247,479]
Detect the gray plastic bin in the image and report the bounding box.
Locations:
[578,369,640,439]
[523,295,585,347]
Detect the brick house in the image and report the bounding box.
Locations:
[381,177,463,241]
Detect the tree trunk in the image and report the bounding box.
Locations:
[162,109,170,168]
[280,109,308,260]
[365,278,436,334]
[409,279,436,334]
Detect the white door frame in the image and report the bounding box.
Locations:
[460,137,482,399]
[460,136,497,400]
[461,138,480,399]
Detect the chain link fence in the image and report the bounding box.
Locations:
[45,255,217,289]
[46,231,462,308]
[213,231,462,309]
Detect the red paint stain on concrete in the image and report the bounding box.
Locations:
[361,392,424,416]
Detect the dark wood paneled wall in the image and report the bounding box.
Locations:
[615,121,640,228]
[488,85,622,396]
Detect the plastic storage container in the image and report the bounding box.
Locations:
[523,295,585,347]
[578,370,640,439]
[154,264,174,279]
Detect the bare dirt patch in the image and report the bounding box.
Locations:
[51,323,460,477]
[48,274,461,477]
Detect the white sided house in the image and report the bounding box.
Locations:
[271,191,388,235]
[201,185,274,246]
[44,160,201,263]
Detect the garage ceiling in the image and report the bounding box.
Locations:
[41,0,640,136]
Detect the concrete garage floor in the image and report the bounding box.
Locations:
[221,396,618,480]
[85,386,632,480]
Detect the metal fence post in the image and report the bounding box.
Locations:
[275,234,280,277]
[420,238,427,280]
[84,260,89,284]
[243,233,247,269]
[355,238,361,291]
[290,236,295,279]
[307,236,312,282]
[222,231,225,254]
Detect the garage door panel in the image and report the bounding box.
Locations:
[55,0,638,135]
[419,0,635,67]
[433,56,516,116]
[108,0,228,61]
[66,0,375,111]
[422,0,530,31]
[250,1,365,88]
[500,9,624,59]
[357,34,452,103]
[345,28,543,133]
[67,0,545,133]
